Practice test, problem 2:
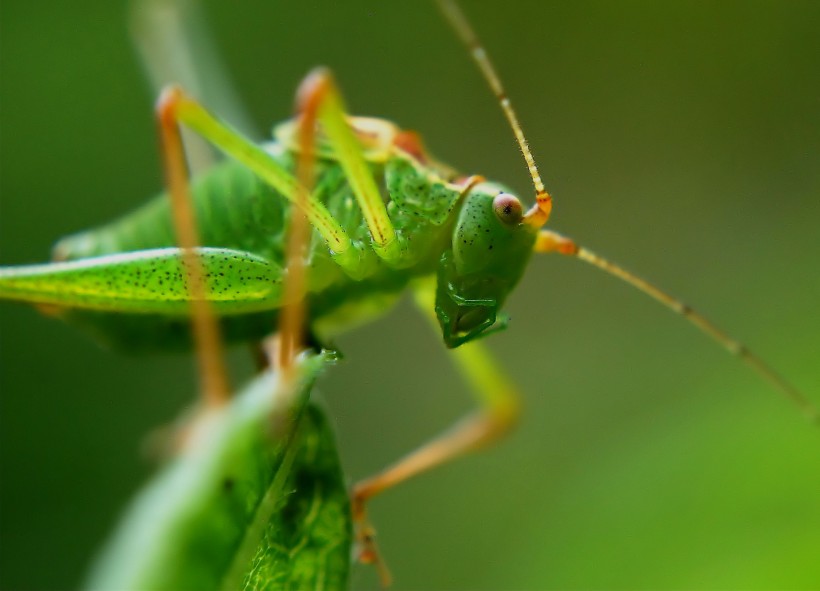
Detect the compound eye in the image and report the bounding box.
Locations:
[492,193,523,225]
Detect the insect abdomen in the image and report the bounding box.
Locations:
[54,159,288,265]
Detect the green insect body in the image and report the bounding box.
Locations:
[0,118,537,351]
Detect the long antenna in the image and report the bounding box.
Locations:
[435,0,552,228]
[535,231,819,424]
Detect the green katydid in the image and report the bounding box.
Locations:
[0,0,817,588]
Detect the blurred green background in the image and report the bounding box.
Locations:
[1,1,819,589]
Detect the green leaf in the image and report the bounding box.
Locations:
[85,351,351,591]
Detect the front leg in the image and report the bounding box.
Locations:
[351,279,522,585]
[294,68,411,267]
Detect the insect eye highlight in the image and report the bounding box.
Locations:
[492,193,523,225]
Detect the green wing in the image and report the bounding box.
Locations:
[0,247,283,315]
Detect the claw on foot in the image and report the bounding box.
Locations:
[352,497,393,587]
